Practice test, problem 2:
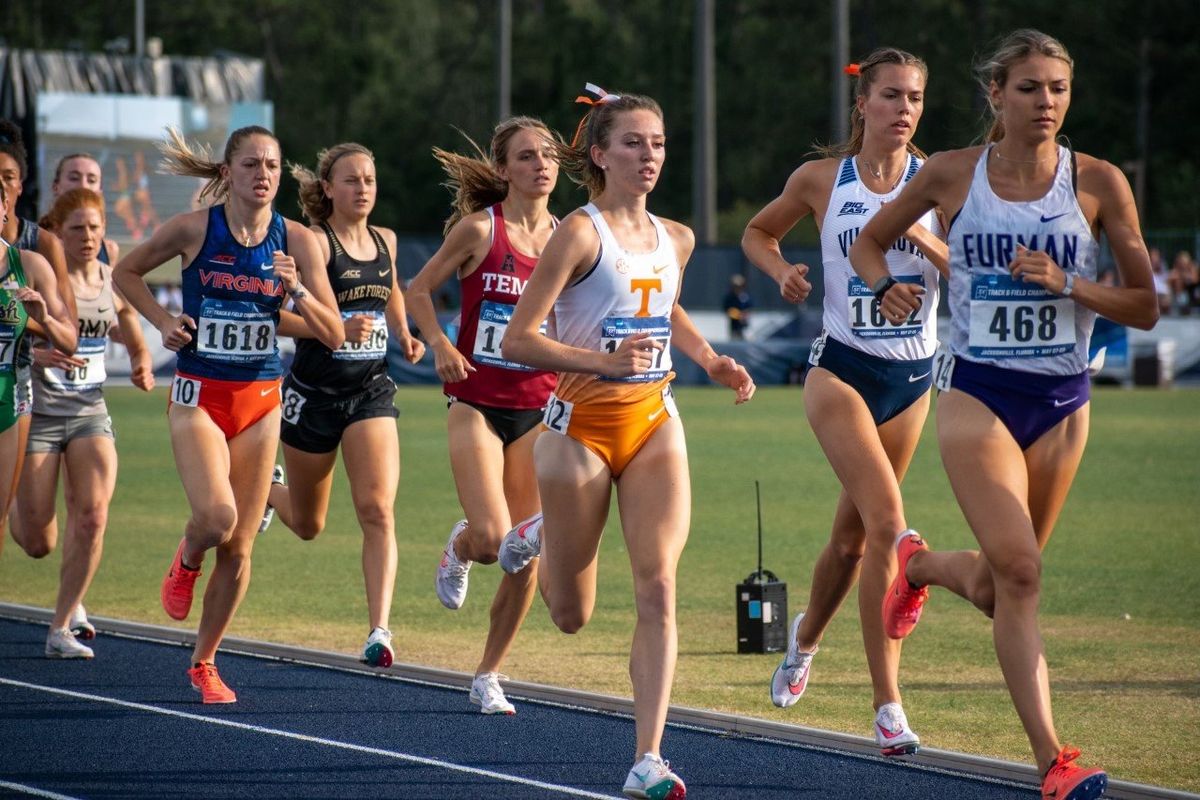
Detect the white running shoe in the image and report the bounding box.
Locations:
[69,604,95,641]
[770,612,817,708]
[258,464,286,533]
[45,627,94,659]
[361,627,394,668]
[622,752,686,799]
[874,702,920,756]
[435,520,471,609]
[469,671,516,715]
[498,512,542,575]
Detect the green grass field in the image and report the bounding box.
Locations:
[1,385,1197,791]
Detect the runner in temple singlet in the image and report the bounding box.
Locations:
[113,126,343,704]
[848,30,1158,800]
[11,188,153,659]
[497,86,755,799]
[407,117,560,715]
[742,47,947,756]
[261,142,424,667]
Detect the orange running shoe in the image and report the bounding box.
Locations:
[188,662,237,704]
[161,538,201,621]
[1041,746,1107,800]
[882,530,930,640]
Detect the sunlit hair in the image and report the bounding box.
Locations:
[814,48,928,159]
[157,125,280,204]
[0,120,28,180]
[433,116,559,235]
[290,143,374,225]
[555,92,663,199]
[44,188,105,233]
[51,153,100,185]
[977,29,1074,143]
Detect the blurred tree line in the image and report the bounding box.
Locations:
[4,0,1197,244]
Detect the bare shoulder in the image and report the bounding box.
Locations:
[372,225,399,250]
[922,147,983,179]
[449,209,493,246]
[657,216,696,250]
[786,158,839,197]
[1074,152,1128,194]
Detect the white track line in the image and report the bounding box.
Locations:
[0,677,620,799]
[0,781,82,800]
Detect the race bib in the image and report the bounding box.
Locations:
[170,374,201,407]
[661,384,679,418]
[600,315,672,382]
[0,324,16,371]
[472,301,546,371]
[196,298,276,364]
[968,274,1076,359]
[932,341,955,393]
[847,275,925,339]
[808,329,828,367]
[281,385,307,424]
[333,310,388,361]
[542,393,573,435]
[46,337,107,392]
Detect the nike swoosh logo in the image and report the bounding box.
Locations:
[261,387,276,396]
[877,723,905,740]
[379,268,392,278]
[97,307,110,313]
[648,406,667,422]
[652,264,670,274]
[908,372,931,383]
[1040,212,1070,223]
[1053,395,1079,408]
[260,263,275,271]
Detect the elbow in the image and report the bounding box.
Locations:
[1135,305,1160,331]
[500,332,526,363]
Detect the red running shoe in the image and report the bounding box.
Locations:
[882,530,929,640]
[188,662,237,704]
[1041,746,1107,800]
[161,538,201,621]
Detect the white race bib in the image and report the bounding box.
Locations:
[542,393,573,434]
[472,300,546,371]
[333,310,388,361]
[847,275,925,339]
[0,324,17,371]
[281,385,307,424]
[932,341,955,393]
[171,374,200,407]
[46,337,107,391]
[599,315,672,382]
[196,298,276,363]
[967,274,1075,359]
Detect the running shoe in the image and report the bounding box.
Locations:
[770,612,817,708]
[69,604,96,640]
[1041,746,1107,800]
[188,662,237,704]
[258,464,286,533]
[435,520,471,609]
[161,538,201,621]
[882,530,930,640]
[498,512,542,575]
[361,627,394,668]
[622,752,686,799]
[873,702,920,756]
[470,672,516,715]
[45,627,94,659]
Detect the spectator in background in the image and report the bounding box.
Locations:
[1149,248,1171,316]
[723,273,753,340]
[1167,251,1198,315]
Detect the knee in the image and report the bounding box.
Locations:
[354,502,394,538]
[292,517,325,541]
[633,573,676,621]
[991,553,1042,600]
[830,537,866,569]
[862,511,907,543]
[19,536,54,559]
[466,523,506,565]
[74,505,108,544]
[191,503,237,547]
[550,605,590,634]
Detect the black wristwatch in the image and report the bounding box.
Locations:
[872,276,898,302]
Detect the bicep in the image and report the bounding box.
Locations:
[118,216,192,277]
[510,222,594,331]
[1096,165,1153,289]
[409,220,487,294]
[745,169,815,240]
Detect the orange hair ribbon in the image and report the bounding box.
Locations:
[844,64,861,76]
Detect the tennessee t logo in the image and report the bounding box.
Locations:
[630,278,662,317]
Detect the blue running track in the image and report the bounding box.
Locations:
[0,615,1062,799]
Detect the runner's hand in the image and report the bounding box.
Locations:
[705,354,756,404]
[605,332,662,379]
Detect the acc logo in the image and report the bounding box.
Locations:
[837,201,869,217]
[209,254,237,265]
[340,269,362,279]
